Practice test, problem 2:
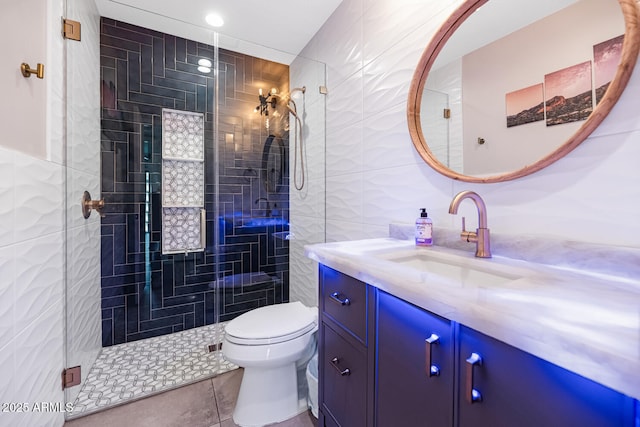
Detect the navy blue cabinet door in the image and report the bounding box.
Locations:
[376,290,455,427]
[322,323,368,427]
[458,325,635,427]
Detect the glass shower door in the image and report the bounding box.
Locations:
[63,0,103,411]
[63,1,223,416]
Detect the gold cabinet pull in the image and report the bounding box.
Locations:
[20,63,44,79]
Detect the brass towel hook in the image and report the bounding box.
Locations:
[82,191,105,219]
[21,63,44,79]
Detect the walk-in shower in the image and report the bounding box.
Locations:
[63,1,326,418]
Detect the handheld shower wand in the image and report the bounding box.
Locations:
[287,87,306,191]
[261,86,306,190]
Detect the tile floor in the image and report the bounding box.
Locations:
[70,323,237,418]
[64,368,317,427]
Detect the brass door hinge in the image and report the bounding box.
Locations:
[63,19,81,41]
[62,366,81,389]
[443,108,451,119]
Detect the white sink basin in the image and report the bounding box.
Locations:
[375,250,523,287]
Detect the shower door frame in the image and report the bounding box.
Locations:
[62,1,224,414]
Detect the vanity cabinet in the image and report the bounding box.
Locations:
[318,265,637,427]
[376,290,454,426]
[458,325,636,427]
[318,265,375,427]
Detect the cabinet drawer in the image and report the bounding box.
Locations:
[322,323,367,427]
[321,266,367,343]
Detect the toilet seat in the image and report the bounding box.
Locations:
[225,301,317,345]
[222,302,319,426]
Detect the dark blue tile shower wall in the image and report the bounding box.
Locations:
[100,18,290,346]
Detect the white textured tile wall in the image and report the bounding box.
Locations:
[325,123,363,177]
[362,0,457,66]
[326,219,364,243]
[311,0,364,90]
[13,302,65,427]
[0,245,14,349]
[289,240,320,306]
[0,152,66,427]
[0,338,15,408]
[0,148,16,247]
[0,301,64,427]
[326,71,364,136]
[14,234,64,330]
[290,0,640,304]
[361,102,419,169]
[13,151,64,241]
[327,173,363,224]
[0,0,100,425]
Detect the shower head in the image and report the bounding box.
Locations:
[289,86,306,99]
[282,87,305,116]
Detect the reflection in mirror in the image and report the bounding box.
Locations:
[408,0,640,182]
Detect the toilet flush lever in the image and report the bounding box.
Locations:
[330,292,351,306]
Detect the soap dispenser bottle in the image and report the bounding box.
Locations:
[415,208,433,246]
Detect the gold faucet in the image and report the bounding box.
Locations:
[448,191,491,258]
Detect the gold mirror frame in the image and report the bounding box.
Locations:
[407,0,640,183]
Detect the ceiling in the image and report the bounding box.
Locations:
[95,0,343,64]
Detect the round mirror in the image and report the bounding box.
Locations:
[407,0,640,183]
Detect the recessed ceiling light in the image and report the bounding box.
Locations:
[198,58,212,68]
[197,66,211,74]
[205,13,224,27]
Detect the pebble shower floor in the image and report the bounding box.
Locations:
[69,322,237,418]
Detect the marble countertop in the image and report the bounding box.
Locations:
[305,237,640,400]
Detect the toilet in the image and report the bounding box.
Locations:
[222,301,318,427]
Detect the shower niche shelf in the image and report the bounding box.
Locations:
[161,108,206,254]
